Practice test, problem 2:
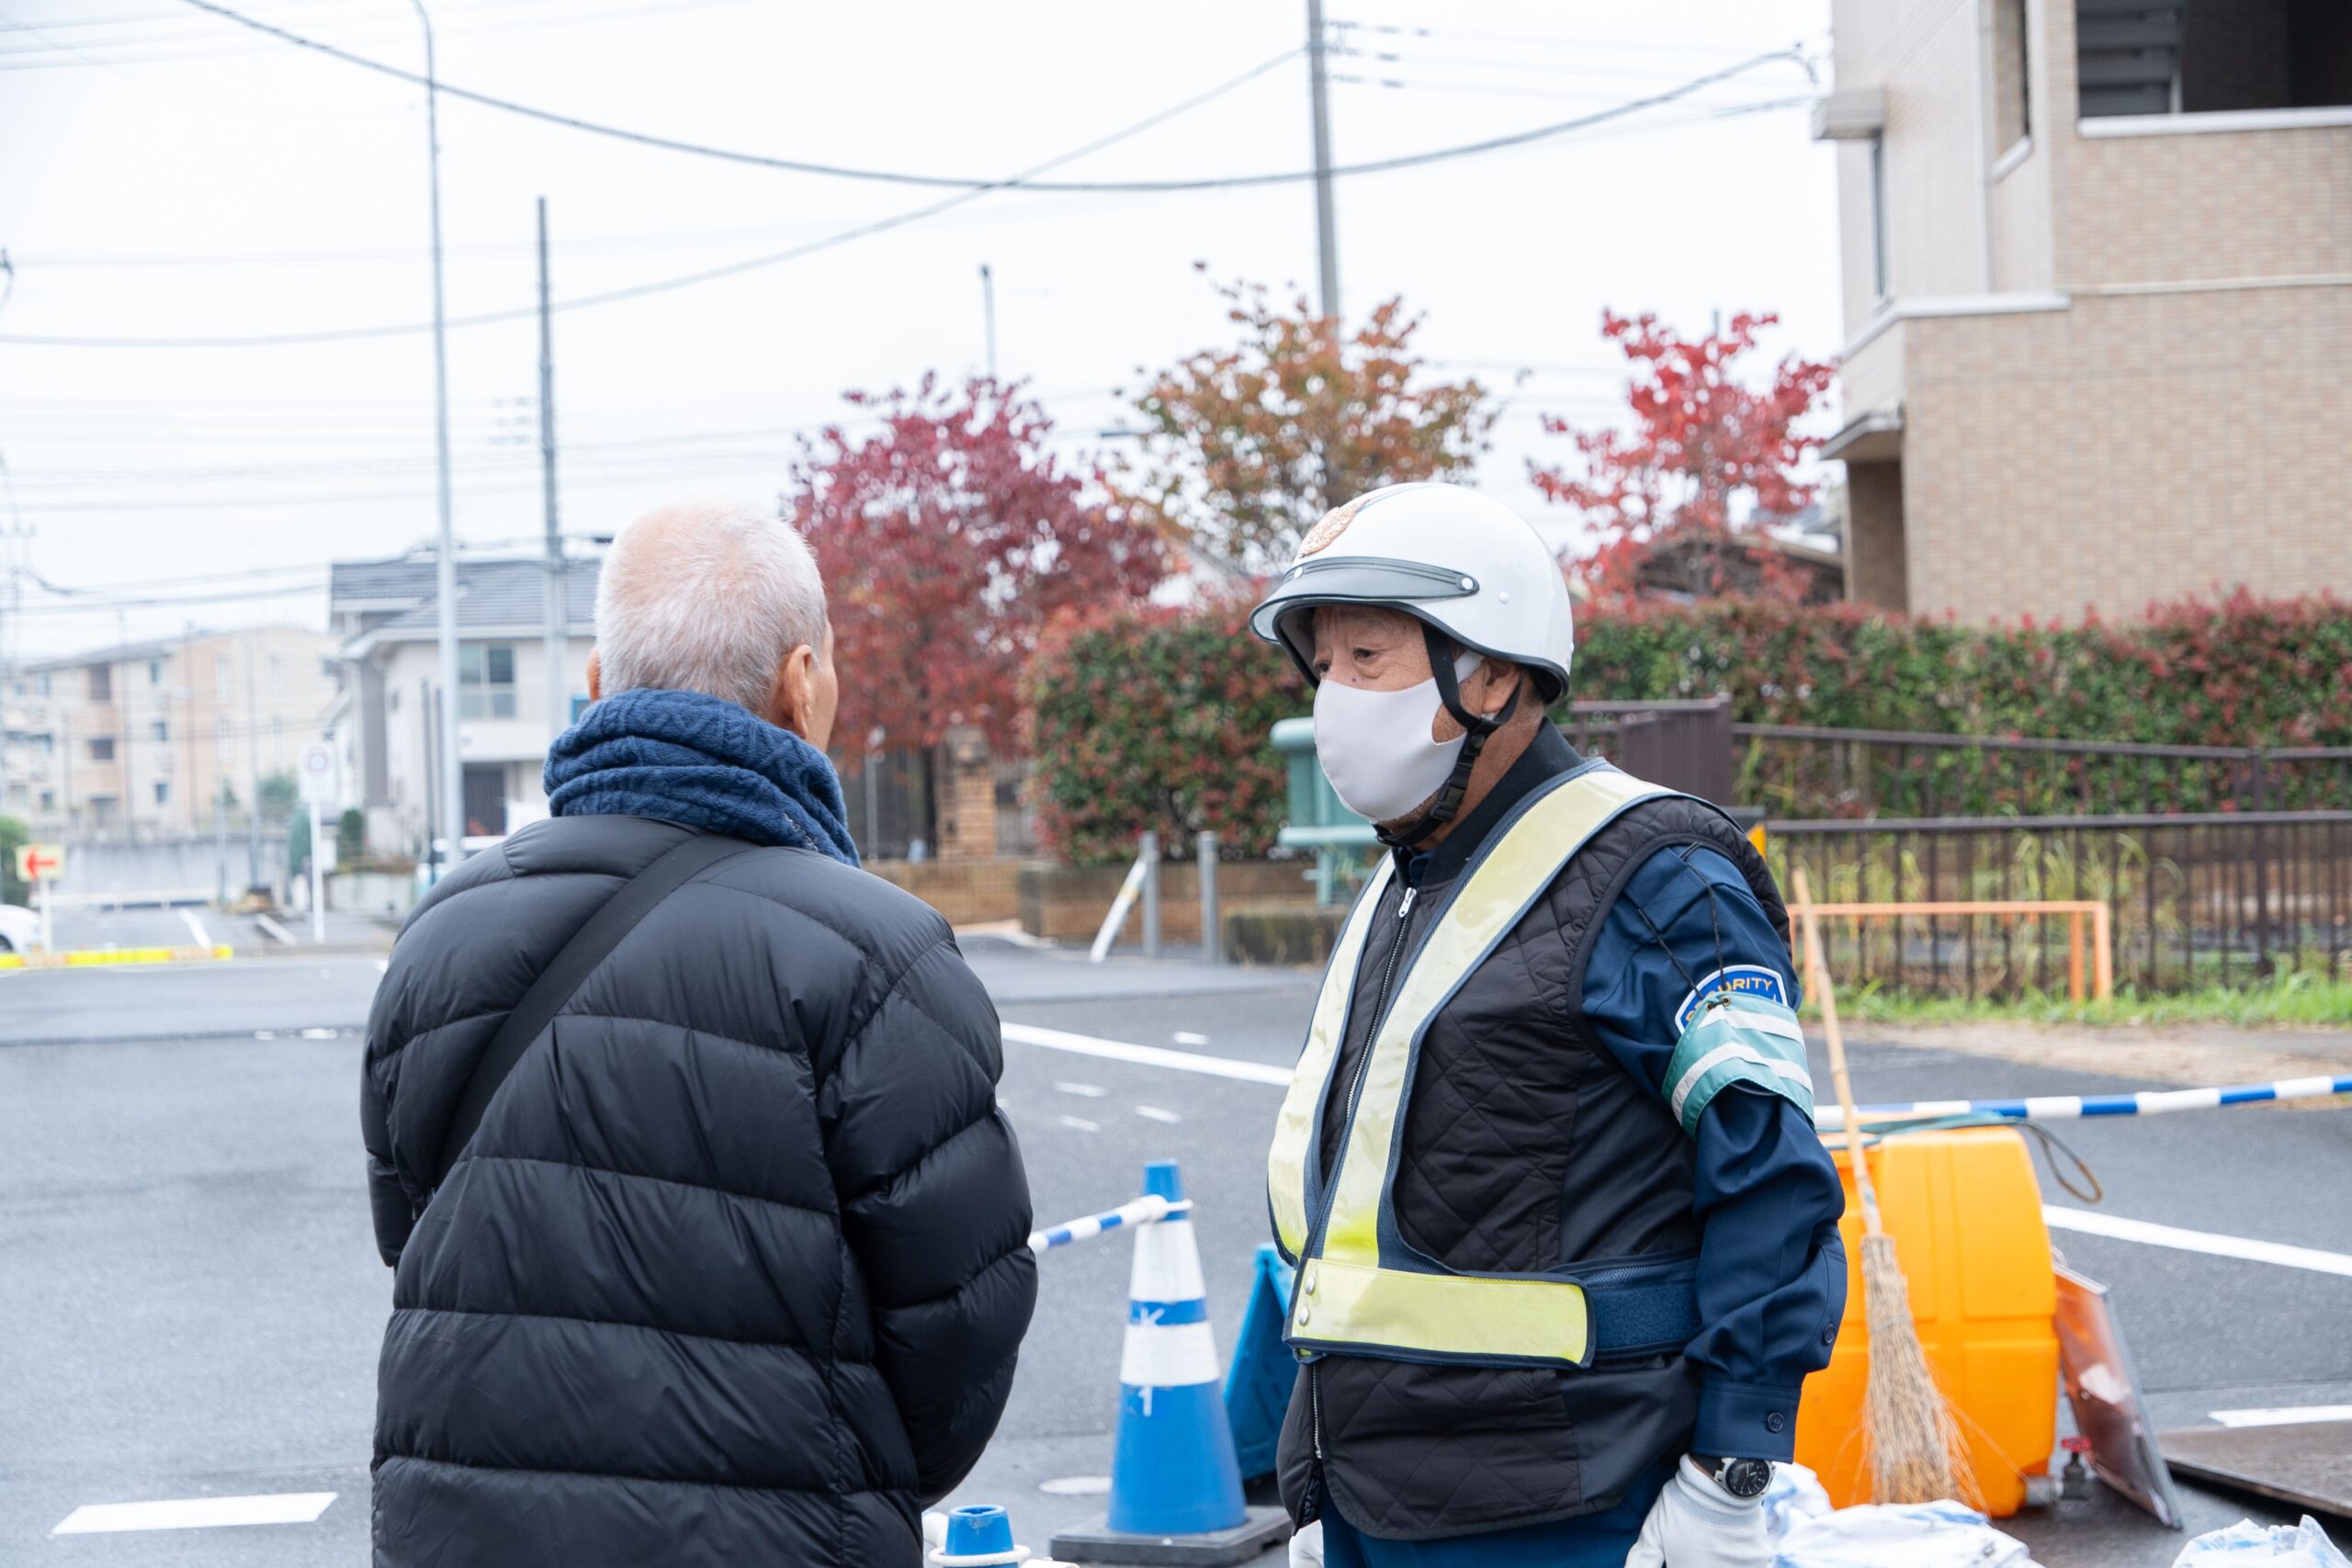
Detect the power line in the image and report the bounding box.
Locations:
[1,44,1812,352]
[170,0,1314,193]
[170,1,1810,195]
[0,47,1306,349]
[0,0,763,70]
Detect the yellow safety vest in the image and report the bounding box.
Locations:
[1265,764,1673,1370]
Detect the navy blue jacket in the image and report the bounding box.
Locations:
[1580,840,1846,1459]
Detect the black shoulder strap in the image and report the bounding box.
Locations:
[432,830,756,1189]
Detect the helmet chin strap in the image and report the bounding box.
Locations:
[1378,623,1521,850]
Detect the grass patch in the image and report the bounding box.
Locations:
[1805,966,2352,1028]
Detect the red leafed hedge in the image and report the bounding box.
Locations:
[1024,590,2352,863]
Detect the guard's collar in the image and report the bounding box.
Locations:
[1394,721,1581,889]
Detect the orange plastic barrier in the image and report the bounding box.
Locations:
[1793,1126,2059,1517]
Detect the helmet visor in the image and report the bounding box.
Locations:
[1247,555,1481,677]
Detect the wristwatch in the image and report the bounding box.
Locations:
[1701,1455,1773,1500]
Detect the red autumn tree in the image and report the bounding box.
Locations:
[1532,310,1835,603]
[786,375,1167,761]
[1127,278,1497,575]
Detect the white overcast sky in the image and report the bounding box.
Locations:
[0,0,1838,660]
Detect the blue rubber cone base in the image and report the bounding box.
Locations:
[1221,1246,1296,1483]
[1048,1506,1291,1566]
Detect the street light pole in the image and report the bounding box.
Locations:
[978,262,998,382]
[1305,0,1341,321]
[537,196,568,742]
[413,0,465,866]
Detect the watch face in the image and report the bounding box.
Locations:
[1720,1459,1773,1499]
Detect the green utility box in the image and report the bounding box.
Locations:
[1271,717,1376,906]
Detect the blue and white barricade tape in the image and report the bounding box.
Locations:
[1027,1192,1194,1256]
[1815,1072,2352,1132]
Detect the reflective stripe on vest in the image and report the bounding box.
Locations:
[1264,764,1671,1370]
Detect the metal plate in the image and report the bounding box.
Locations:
[2054,1262,2188,1528]
[2160,1421,2352,1519]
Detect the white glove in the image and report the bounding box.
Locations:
[1623,1457,1770,1568]
[1288,1517,1325,1566]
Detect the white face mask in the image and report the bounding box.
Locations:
[1313,651,1484,825]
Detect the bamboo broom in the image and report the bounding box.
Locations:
[1790,867,1976,1507]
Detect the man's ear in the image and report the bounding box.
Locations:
[585,649,602,703]
[765,643,817,736]
[1475,658,1524,719]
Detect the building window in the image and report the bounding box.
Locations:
[2078,0,2352,118]
[1869,135,1891,300]
[216,657,232,700]
[148,658,164,684]
[151,719,169,743]
[36,672,50,697]
[154,781,170,807]
[89,737,116,761]
[86,665,111,702]
[269,655,283,697]
[1994,0,2030,150]
[458,644,518,719]
[39,791,53,812]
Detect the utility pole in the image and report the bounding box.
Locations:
[978,262,998,382]
[1306,0,1341,321]
[243,628,262,894]
[537,195,569,741]
[117,608,134,845]
[412,0,466,868]
[418,678,435,879]
[213,713,229,907]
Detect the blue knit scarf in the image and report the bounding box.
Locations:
[544,688,859,866]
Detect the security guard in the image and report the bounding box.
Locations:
[1250,484,1848,1567]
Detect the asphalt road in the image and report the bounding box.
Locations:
[1,938,2346,1566]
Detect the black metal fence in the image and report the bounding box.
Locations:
[837,750,930,862]
[1735,724,2352,820]
[1764,812,2352,998]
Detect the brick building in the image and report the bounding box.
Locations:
[1815,0,2352,622]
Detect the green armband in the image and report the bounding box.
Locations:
[1661,993,1814,1135]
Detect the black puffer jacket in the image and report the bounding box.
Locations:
[361,815,1036,1568]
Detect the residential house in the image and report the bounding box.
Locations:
[330,555,598,856]
[1815,0,2351,621]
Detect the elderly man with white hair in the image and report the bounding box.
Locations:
[361,503,1037,1568]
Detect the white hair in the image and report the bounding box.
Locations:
[595,502,829,713]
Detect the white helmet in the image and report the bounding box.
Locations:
[1248,482,1576,701]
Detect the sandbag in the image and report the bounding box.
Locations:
[1773,1499,2041,1568]
[2173,1516,2352,1566]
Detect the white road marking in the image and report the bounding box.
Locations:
[300,1027,339,1040]
[1052,1081,1109,1099]
[53,1493,336,1534]
[2044,1206,2352,1278]
[375,958,390,974]
[1172,1031,1210,1046]
[254,914,298,945]
[1037,1475,1112,1497]
[2208,1404,2352,1428]
[178,908,212,946]
[1056,1115,1102,1133]
[1001,1023,1291,1087]
[1135,1105,1182,1124]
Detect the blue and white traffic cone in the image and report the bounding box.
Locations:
[927,1502,1035,1564]
[1050,1162,1290,1566]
